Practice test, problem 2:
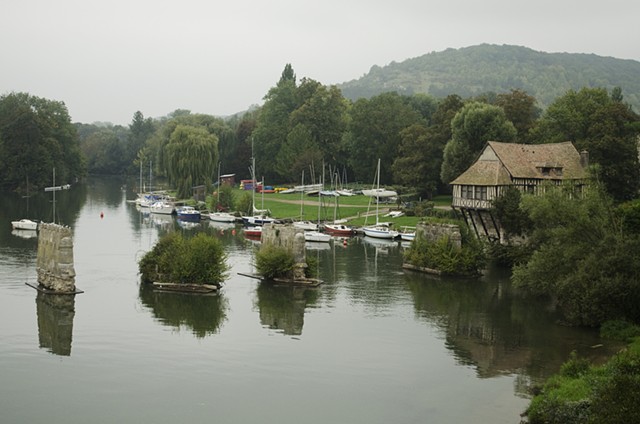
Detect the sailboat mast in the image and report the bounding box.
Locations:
[216,161,221,206]
[52,167,56,223]
[300,170,304,219]
[375,158,380,225]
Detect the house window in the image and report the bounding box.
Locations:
[479,186,487,200]
[461,185,470,199]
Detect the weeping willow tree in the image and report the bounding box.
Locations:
[162,124,218,198]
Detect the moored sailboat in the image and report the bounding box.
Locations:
[362,159,399,240]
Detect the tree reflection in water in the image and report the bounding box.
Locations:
[138,283,228,338]
[255,283,319,336]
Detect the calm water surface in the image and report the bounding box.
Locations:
[0,177,619,424]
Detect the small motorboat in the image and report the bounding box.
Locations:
[11,218,39,231]
[244,226,263,238]
[176,206,201,221]
[150,201,175,215]
[323,223,355,236]
[304,231,331,243]
[209,212,237,223]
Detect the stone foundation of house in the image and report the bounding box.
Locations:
[416,222,462,248]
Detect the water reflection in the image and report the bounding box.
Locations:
[36,292,75,356]
[403,266,621,390]
[255,284,319,336]
[138,283,228,338]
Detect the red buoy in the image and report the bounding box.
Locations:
[100,212,104,219]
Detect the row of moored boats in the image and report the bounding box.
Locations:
[133,192,414,243]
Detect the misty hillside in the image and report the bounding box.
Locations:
[338,44,640,111]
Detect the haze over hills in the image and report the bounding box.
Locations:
[337,44,640,111]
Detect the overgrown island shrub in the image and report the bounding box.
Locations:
[403,221,486,277]
[139,232,229,288]
[255,245,317,280]
[524,322,640,424]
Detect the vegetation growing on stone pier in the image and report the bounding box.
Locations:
[254,245,317,280]
[138,232,229,287]
[403,221,486,277]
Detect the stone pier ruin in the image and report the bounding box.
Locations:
[36,223,77,293]
[261,223,307,281]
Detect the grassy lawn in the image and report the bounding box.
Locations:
[230,189,453,228]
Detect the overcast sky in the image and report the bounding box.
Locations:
[2,0,639,125]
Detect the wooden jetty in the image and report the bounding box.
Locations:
[238,272,323,287]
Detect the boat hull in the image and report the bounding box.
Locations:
[209,212,236,223]
[323,224,355,236]
[363,226,399,239]
[11,219,38,231]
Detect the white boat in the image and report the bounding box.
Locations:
[11,219,39,231]
[384,210,405,218]
[336,189,355,196]
[150,201,175,215]
[361,188,398,198]
[304,230,331,243]
[363,159,400,240]
[209,212,236,223]
[400,226,416,241]
[242,215,275,226]
[293,183,323,193]
[293,220,318,231]
[176,206,201,221]
[363,223,400,239]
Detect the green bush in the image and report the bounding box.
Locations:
[255,245,295,279]
[524,339,640,424]
[601,320,640,342]
[138,232,229,287]
[403,231,485,277]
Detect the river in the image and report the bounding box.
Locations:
[0,177,619,424]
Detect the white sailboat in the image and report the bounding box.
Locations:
[293,170,319,231]
[242,148,274,226]
[363,159,399,240]
[304,167,331,243]
[210,162,237,223]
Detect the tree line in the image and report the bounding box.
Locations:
[1,64,639,204]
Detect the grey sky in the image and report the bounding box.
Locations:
[2,0,638,125]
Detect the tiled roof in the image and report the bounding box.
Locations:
[451,141,588,185]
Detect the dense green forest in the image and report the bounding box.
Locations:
[338,44,640,112]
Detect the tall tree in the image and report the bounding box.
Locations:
[346,92,424,184]
[127,111,155,170]
[252,64,298,181]
[440,102,517,184]
[162,124,218,198]
[0,92,85,191]
[494,89,540,142]
[531,87,640,202]
[288,80,348,175]
[513,185,640,326]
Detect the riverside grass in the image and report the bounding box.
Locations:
[222,189,452,228]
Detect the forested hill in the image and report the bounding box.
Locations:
[338,44,640,111]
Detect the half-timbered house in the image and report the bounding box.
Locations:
[451,141,589,241]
